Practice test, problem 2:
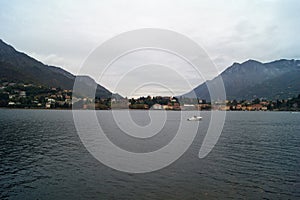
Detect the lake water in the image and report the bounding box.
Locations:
[0,109,299,199]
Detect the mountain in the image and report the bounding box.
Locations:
[0,39,112,98]
[184,59,300,100]
[2,39,299,101]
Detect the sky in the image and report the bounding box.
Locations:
[0,0,299,97]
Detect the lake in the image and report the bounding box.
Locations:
[0,109,299,199]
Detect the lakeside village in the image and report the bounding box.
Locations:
[0,81,299,111]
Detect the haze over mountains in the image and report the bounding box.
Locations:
[0,39,299,100]
[0,39,112,98]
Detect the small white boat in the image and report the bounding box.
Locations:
[187,116,202,121]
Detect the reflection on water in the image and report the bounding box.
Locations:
[0,110,299,199]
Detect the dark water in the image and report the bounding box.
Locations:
[0,109,299,199]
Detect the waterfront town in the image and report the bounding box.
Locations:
[0,81,299,111]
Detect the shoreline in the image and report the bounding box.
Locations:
[0,107,299,112]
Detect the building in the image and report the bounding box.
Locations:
[162,105,169,110]
[47,98,56,103]
[151,104,163,110]
[181,104,196,110]
[45,102,52,109]
[198,99,206,104]
[219,105,230,111]
[252,104,263,111]
[8,102,15,106]
[236,104,242,110]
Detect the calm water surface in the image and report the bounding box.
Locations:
[0,109,299,199]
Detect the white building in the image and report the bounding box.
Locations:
[151,104,163,110]
[8,102,15,106]
[19,91,26,97]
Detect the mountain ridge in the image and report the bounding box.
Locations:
[184,59,300,100]
[1,39,299,100]
[0,39,113,98]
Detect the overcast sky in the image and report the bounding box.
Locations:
[0,0,299,97]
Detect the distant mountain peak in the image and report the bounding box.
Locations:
[230,59,262,66]
[242,59,262,65]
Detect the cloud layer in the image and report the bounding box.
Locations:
[0,0,299,96]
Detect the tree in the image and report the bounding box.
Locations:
[0,93,9,107]
[253,98,260,104]
[232,99,238,106]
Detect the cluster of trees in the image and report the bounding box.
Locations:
[129,96,179,109]
[1,79,299,111]
[0,92,9,107]
[72,97,112,110]
[0,81,72,108]
[271,95,300,111]
[226,96,300,111]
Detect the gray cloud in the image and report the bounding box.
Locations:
[0,0,299,96]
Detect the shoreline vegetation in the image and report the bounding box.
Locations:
[0,81,299,111]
